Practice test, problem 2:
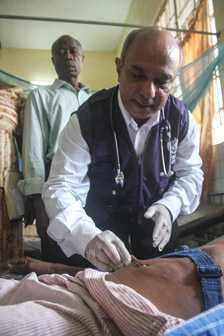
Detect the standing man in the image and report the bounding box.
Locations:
[43,27,203,271]
[19,35,90,261]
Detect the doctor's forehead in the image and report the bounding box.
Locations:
[122,28,181,68]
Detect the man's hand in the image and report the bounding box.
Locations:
[24,194,49,239]
[144,204,172,252]
[24,196,36,226]
[85,230,131,272]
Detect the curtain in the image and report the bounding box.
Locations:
[181,0,215,200]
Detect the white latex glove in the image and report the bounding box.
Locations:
[144,204,172,252]
[85,230,131,272]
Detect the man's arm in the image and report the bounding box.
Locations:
[19,90,49,226]
[43,113,131,270]
[144,112,203,251]
[42,113,99,257]
[21,90,48,195]
[155,111,204,221]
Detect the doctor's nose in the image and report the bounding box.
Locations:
[139,80,157,99]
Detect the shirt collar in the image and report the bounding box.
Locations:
[117,89,160,130]
[52,79,87,92]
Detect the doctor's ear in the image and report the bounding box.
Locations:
[115,57,123,78]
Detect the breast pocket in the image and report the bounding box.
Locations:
[89,156,115,181]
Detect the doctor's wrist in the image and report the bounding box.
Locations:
[154,203,173,223]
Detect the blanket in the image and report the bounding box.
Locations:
[0,269,183,336]
[0,86,25,219]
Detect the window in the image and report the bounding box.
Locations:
[157,0,224,145]
[207,0,224,145]
[156,0,200,40]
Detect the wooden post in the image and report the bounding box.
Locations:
[0,183,23,265]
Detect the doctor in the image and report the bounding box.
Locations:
[43,27,203,271]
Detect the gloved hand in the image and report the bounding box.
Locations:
[144,204,172,252]
[85,230,131,272]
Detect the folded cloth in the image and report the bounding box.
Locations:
[0,269,183,336]
[0,87,25,219]
[0,272,121,336]
[78,269,183,336]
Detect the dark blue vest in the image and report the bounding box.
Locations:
[77,86,189,256]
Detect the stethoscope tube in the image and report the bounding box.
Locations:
[113,128,125,188]
[111,100,173,189]
[110,95,125,189]
[160,108,173,177]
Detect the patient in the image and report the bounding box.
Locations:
[1,240,224,336]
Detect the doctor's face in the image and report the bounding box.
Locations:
[116,32,180,120]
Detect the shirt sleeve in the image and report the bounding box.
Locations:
[155,111,204,222]
[19,90,49,195]
[42,114,102,258]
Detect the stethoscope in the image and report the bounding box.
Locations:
[159,108,174,178]
[113,122,125,189]
[110,104,173,189]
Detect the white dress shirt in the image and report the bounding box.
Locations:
[43,90,203,258]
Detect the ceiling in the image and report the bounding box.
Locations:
[0,0,138,52]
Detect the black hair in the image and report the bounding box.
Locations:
[51,35,82,56]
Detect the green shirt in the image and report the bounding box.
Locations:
[18,79,90,195]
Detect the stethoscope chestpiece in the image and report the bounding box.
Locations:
[115,169,125,188]
[160,170,174,177]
